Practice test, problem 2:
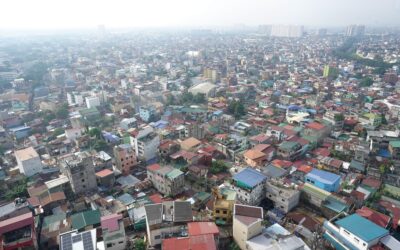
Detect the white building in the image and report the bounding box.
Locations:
[67,92,85,106]
[265,180,300,213]
[130,126,160,161]
[188,82,217,98]
[14,147,43,177]
[85,96,101,109]
[270,25,304,38]
[233,204,263,250]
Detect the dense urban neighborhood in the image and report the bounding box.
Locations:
[1,25,400,250]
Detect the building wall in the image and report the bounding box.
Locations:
[265,182,300,213]
[232,182,265,206]
[17,157,43,177]
[233,217,262,250]
[147,225,182,246]
[114,146,137,175]
[103,220,126,250]
[305,176,340,192]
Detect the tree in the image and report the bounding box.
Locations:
[88,127,102,139]
[359,77,373,87]
[228,100,246,119]
[55,103,69,119]
[166,95,175,105]
[134,238,146,250]
[210,160,228,174]
[229,242,241,250]
[5,178,28,201]
[53,128,65,137]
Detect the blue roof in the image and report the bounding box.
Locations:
[336,214,388,242]
[233,168,267,188]
[306,169,340,185]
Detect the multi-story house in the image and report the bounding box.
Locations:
[212,186,236,225]
[277,141,303,161]
[113,144,137,175]
[231,168,267,206]
[265,179,300,213]
[232,204,263,250]
[147,164,185,197]
[144,201,193,247]
[131,126,160,162]
[324,214,389,250]
[0,212,37,250]
[14,146,43,177]
[101,214,126,250]
[60,152,97,194]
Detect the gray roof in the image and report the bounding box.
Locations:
[262,164,287,178]
[145,204,163,226]
[116,175,141,188]
[173,201,193,222]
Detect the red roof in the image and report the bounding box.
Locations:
[190,234,217,250]
[147,164,161,171]
[96,169,113,178]
[297,165,313,173]
[379,200,400,229]
[101,214,122,232]
[356,206,391,228]
[312,148,331,157]
[306,122,325,130]
[188,222,219,236]
[149,193,163,204]
[362,177,382,189]
[162,237,190,250]
[0,212,33,234]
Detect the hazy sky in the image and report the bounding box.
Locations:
[1,0,400,29]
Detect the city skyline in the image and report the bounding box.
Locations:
[1,0,400,30]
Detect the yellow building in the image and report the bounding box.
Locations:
[212,187,236,225]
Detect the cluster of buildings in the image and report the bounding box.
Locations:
[0,26,400,250]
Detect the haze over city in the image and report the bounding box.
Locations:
[1,0,400,30]
[2,1,400,250]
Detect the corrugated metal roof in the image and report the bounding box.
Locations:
[233,168,266,188]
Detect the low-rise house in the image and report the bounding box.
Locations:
[231,168,267,206]
[71,209,101,232]
[96,169,115,188]
[243,149,267,168]
[147,164,185,197]
[389,140,400,159]
[144,201,193,247]
[277,141,303,161]
[180,137,202,151]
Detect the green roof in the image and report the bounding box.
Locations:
[384,184,400,197]
[301,135,319,143]
[336,214,388,242]
[390,141,400,148]
[71,210,101,230]
[166,168,183,179]
[302,183,330,200]
[279,141,300,151]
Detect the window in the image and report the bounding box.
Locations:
[354,237,359,243]
[344,230,350,235]
[121,158,124,162]
[223,210,227,214]
[81,179,85,182]
[281,199,285,202]
[216,210,220,214]
[107,243,112,248]
[155,235,161,240]
[119,241,124,244]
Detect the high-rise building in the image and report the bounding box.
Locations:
[60,152,97,194]
[270,25,304,38]
[346,25,365,37]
